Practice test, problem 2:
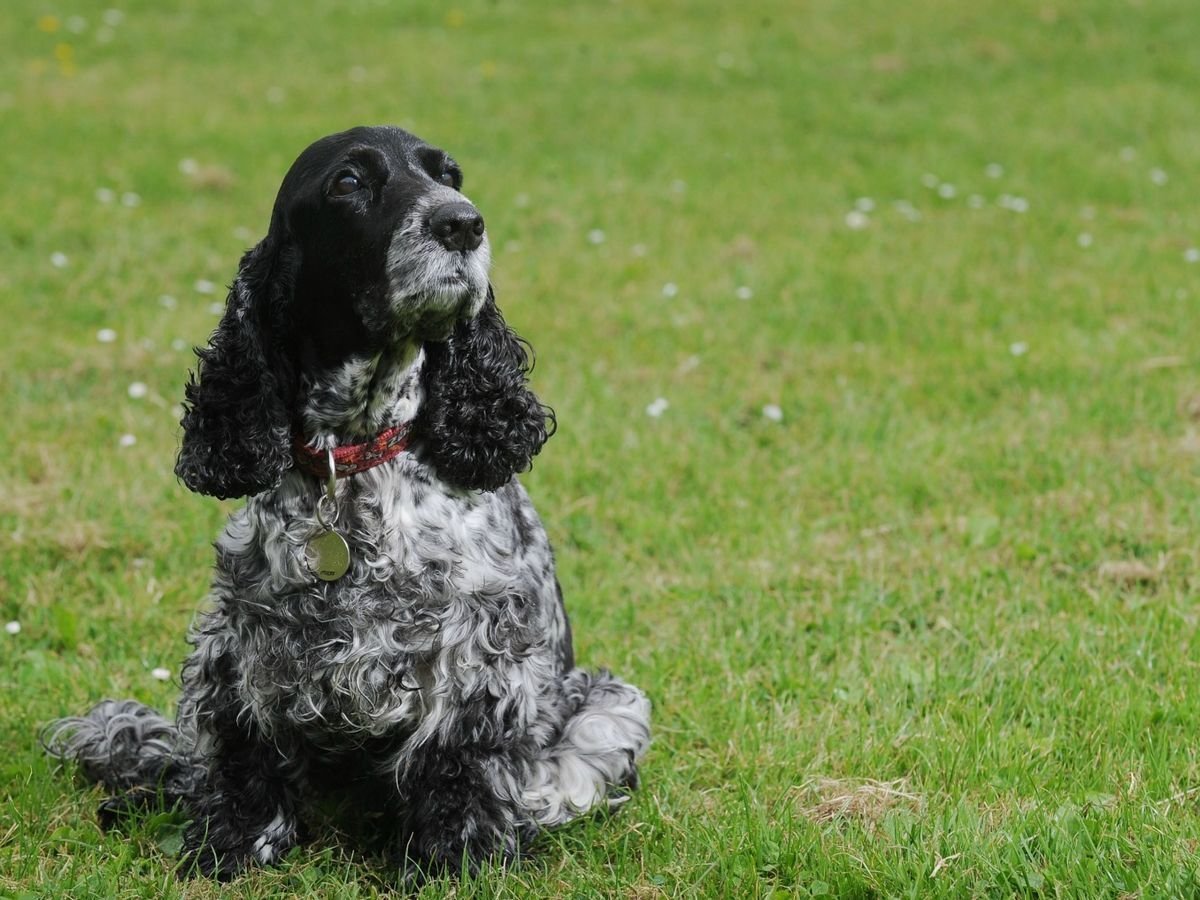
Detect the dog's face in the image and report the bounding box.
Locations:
[276,126,492,362]
[177,125,552,500]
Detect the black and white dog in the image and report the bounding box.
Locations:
[44,126,650,880]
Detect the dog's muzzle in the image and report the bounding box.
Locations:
[384,192,492,335]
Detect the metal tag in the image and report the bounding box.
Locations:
[306,529,350,582]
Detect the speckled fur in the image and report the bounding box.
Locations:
[43,126,650,882]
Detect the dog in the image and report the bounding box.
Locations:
[44,125,651,881]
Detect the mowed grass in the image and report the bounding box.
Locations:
[2,0,1200,896]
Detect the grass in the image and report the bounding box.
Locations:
[2,0,1199,895]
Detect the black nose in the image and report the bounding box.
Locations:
[429,202,485,252]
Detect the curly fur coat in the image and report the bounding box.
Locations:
[44,126,650,881]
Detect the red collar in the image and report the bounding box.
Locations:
[293,423,411,479]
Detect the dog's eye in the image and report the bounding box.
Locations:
[438,169,461,189]
[330,173,363,197]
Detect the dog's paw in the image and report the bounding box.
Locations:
[176,814,296,881]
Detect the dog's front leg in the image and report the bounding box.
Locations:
[178,724,302,880]
[176,652,302,880]
[394,748,536,880]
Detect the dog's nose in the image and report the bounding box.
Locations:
[429,202,485,252]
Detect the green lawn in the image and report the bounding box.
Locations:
[3,0,1200,896]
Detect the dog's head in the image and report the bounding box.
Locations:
[280,127,492,355]
[175,126,552,499]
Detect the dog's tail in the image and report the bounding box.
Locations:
[41,699,203,802]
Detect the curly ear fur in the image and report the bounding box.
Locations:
[415,288,555,491]
[175,239,300,500]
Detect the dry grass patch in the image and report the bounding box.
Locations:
[796,777,924,827]
[1097,559,1164,587]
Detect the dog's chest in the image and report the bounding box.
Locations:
[212,464,554,741]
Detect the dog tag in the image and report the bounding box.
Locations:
[306,530,350,581]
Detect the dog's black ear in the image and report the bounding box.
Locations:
[415,287,555,491]
[175,238,300,500]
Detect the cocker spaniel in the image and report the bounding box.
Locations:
[44,125,650,881]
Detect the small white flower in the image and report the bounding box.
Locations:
[985,163,1004,179]
[852,342,866,353]
[735,286,753,301]
[894,200,921,221]
[937,183,957,199]
[208,302,224,316]
[96,328,118,343]
[95,187,115,204]
[120,191,141,208]
[715,52,735,69]
[920,173,940,188]
[265,86,286,104]
[661,282,679,298]
[1150,168,1168,186]
[119,433,137,448]
[1119,146,1136,162]
[1009,341,1029,357]
[670,180,687,194]
[5,621,20,636]
[159,294,177,309]
[1080,205,1096,220]
[50,252,69,269]
[513,192,530,208]
[151,667,171,681]
[997,193,1014,209]
[1185,248,1200,264]
[127,381,148,399]
[587,229,606,245]
[967,194,985,209]
[854,197,875,212]
[504,240,522,254]
[102,8,125,27]
[1009,197,1029,213]
[1077,232,1093,248]
[170,404,184,419]
[178,157,199,175]
[762,404,783,422]
[348,65,368,82]
[844,210,870,230]
[630,243,648,257]
[171,338,186,351]
[677,355,701,374]
[194,279,216,294]
[232,226,253,241]
[645,397,669,418]
[66,15,87,33]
